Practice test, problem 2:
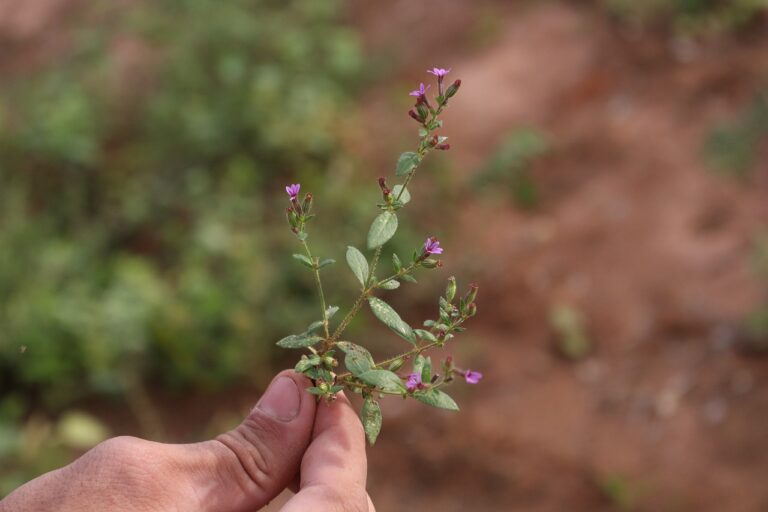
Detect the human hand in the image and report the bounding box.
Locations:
[0,370,375,512]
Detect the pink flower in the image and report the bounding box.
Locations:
[406,372,422,392]
[409,82,430,97]
[427,67,451,79]
[423,236,443,256]
[464,370,483,384]
[285,183,301,200]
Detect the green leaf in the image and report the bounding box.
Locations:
[367,211,398,249]
[276,334,323,349]
[392,253,402,272]
[305,366,333,382]
[317,258,336,269]
[326,306,339,319]
[295,355,321,373]
[414,329,438,342]
[367,297,416,344]
[306,320,324,333]
[306,387,325,396]
[421,356,432,383]
[412,355,426,376]
[358,369,405,393]
[401,274,417,284]
[292,253,315,269]
[414,389,459,411]
[361,397,382,446]
[336,341,374,377]
[345,246,369,287]
[396,151,419,177]
[379,279,400,290]
[391,184,411,204]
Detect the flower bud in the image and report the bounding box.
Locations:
[322,355,337,368]
[428,135,439,148]
[408,109,425,123]
[464,283,479,305]
[378,176,391,201]
[421,258,440,269]
[301,192,313,215]
[436,143,450,150]
[466,302,477,317]
[388,358,405,371]
[445,79,461,98]
[445,276,457,302]
[416,103,429,122]
[286,207,299,229]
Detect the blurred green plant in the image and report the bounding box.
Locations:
[549,304,592,360]
[704,91,768,179]
[601,0,767,35]
[472,128,549,209]
[0,0,364,421]
[743,235,768,353]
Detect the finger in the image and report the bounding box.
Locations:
[281,392,370,512]
[173,370,317,512]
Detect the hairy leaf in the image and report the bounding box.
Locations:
[414,389,459,411]
[276,334,323,349]
[345,246,369,287]
[361,397,382,446]
[368,297,416,344]
[358,369,405,393]
[336,341,374,376]
[396,151,419,177]
[367,212,398,249]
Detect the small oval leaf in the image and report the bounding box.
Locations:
[396,151,420,177]
[276,334,323,349]
[358,369,405,393]
[336,341,374,377]
[413,389,459,411]
[379,279,400,290]
[361,397,382,446]
[346,246,369,287]
[367,212,398,249]
[292,253,315,269]
[391,184,411,204]
[368,297,416,344]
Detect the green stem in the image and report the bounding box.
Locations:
[335,339,441,381]
[301,239,330,339]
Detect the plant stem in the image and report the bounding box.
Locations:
[335,339,441,381]
[301,239,330,339]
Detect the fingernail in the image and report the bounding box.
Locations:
[256,376,301,421]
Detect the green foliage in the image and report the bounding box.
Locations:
[472,128,549,209]
[743,236,768,352]
[367,212,399,249]
[0,0,363,413]
[704,92,768,179]
[360,397,382,446]
[602,0,767,35]
[367,297,417,344]
[549,304,592,360]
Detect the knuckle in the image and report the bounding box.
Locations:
[215,415,282,492]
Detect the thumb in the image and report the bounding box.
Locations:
[183,370,317,512]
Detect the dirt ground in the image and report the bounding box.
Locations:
[351,2,768,511]
[4,0,768,510]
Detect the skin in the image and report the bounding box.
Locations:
[0,370,375,512]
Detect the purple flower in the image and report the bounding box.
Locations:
[423,236,443,256]
[285,183,301,200]
[464,370,483,384]
[409,82,431,97]
[427,67,451,78]
[406,372,422,392]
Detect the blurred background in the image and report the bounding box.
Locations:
[1,0,767,510]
